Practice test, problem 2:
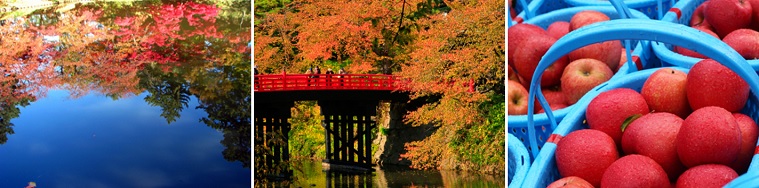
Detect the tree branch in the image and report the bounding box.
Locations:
[389,0,407,49]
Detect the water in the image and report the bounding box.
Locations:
[0,1,251,187]
[258,160,505,188]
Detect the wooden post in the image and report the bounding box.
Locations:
[364,115,372,166]
[253,101,294,176]
[324,118,331,161]
[318,100,379,170]
[335,116,342,161]
[349,116,355,163]
[266,123,273,169]
[342,116,349,163]
[326,171,333,188]
[283,123,291,176]
[273,118,281,166]
[356,117,371,164]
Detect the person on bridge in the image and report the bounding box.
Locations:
[314,66,322,86]
[306,68,313,86]
[338,68,347,86]
[325,68,335,86]
[254,66,259,89]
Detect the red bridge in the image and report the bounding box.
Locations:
[254,74,401,92]
[254,73,410,174]
[254,73,474,176]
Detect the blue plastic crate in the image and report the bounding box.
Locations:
[508,6,656,160]
[513,0,672,23]
[564,0,674,19]
[508,133,531,188]
[725,172,759,188]
[514,0,570,23]
[520,18,759,188]
[651,0,759,70]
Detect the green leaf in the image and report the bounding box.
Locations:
[621,114,643,132]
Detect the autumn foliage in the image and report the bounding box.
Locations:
[0,1,249,100]
[0,1,252,165]
[255,0,505,173]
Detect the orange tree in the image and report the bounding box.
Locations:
[396,0,505,173]
[254,0,445,74]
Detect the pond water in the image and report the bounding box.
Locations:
[258,160,505,188]
[0,1,251,187]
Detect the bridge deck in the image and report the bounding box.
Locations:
[254,74,399,92]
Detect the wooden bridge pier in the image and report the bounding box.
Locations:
[254,73,408,175]
[319,100,378,171]
[253,101,294,179]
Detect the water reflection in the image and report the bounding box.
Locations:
[259,160,504,187]
[0,0,251,168]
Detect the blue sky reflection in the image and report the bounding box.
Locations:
[0,90,251,188]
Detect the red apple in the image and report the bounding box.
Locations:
[600,155,670,188]
[513,35,569,87]
[586,88,650,146]
[686,59,749,112]
[677,106,741,167]
[561,58,613,105]
[691,1,713,30]
[641,68,691,118]
[556,129,619,187]
[547,176,594,188]
[730,113,759,173]
[749,0,759,30]
[569,11,620,71]
[534,88,568,113]
[621,112,685,181]
[617,48,644,72]
[676,164,738,188]
[705,0,753,38]
[723,28,759,59]
[508,65,519,82]
[570,10,610,31]
[510,6,517,19]
[547,21,571,39]
[568,41,622,72]
[508,80,529,115]
[675,26,719,59]
[508,24,547,67]
[519,74,531,90]
[617,48,627,73]
[537,103,568,113]
[617,48,627,72]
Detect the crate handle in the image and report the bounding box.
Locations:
[520,0,534,19]
[725,171,759,187]
[609,0,641,73]
[508,5,514,27]
[526,19,756,157]
[508,133,530,187]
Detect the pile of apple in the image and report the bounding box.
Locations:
[508,10,637,115]
[548,59,758,188]
[676,0,759,60]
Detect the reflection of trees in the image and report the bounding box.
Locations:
[195,64,250,168]
[137,59,251,168]
[138,64,190,124]
[0,2,252,172]
[0,95,32,145]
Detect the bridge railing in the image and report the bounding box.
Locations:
[254,74,400,92]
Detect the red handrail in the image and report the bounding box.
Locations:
[253,74,401,92]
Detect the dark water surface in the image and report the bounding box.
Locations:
[259,160,505,188]
[0,0,251,187]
